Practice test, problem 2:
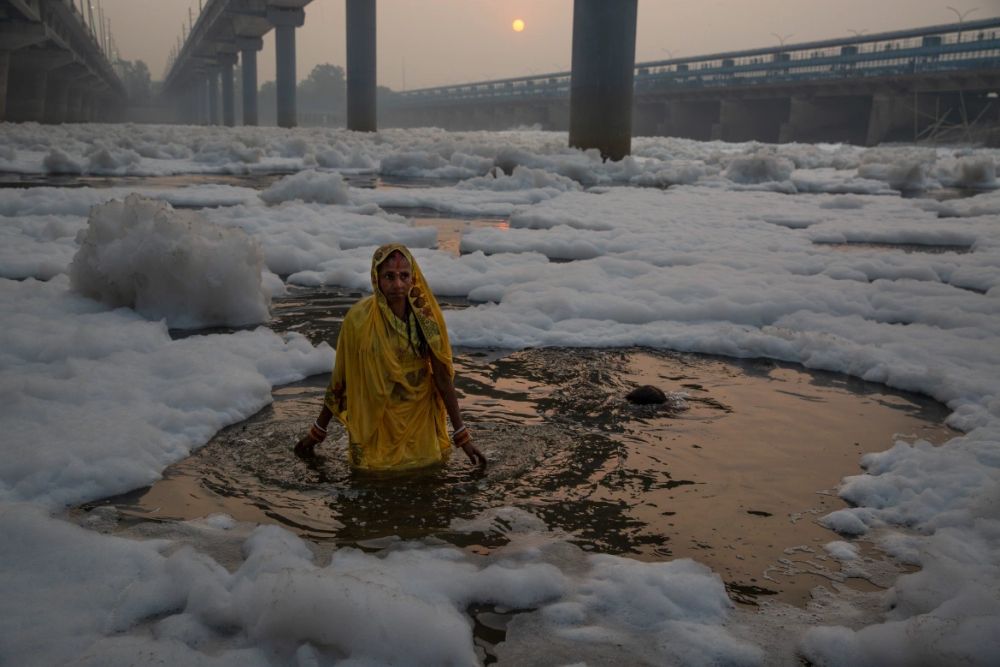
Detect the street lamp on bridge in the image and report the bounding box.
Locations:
[947,6,980,41]
[771,32,794,48]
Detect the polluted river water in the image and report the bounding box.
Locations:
[2,118,996,666]
[64,173,959,627]
[79,280,955,614]
[36,168,964,661]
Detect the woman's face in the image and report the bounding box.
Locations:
[377,252,413,308]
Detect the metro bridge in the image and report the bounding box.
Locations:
[384,17,1000,146]
[0,0,124,123]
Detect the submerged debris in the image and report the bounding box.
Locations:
[626,384,668,405]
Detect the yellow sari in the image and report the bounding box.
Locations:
[324,244,454,470]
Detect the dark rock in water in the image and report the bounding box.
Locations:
[626,385,667,405]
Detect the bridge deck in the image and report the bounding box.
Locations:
[395,17,1000,106]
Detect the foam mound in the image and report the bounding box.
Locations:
[69,194,271,329]
[259,169,353,205]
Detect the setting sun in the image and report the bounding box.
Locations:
[512,18,525,32]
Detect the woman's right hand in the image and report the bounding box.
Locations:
[294,422,328,457]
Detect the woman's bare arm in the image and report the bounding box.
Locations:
[430,354,486,467]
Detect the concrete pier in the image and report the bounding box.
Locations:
[65,86,82,123]
[716,98,790,143]
[207,71,220,125]
[219,53,237,127]
[43,69,75,124]
[195,77,208,125]
[665,101,719,140]
[568,0,638,160]
[7,62,48,122]
[0,51,9,121]
[269,7,306,128]
[346,0,377,132]
[780,95,872,144]
[238,37,263,126]
[5,50,73,122]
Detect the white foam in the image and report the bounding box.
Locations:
[70,194,271,329]
[259,169,353,205]
[1,123,999,666]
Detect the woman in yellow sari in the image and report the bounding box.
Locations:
[294,243,486,470]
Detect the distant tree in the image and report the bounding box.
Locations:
[258,80,277,125]
[299,64,345,106]
[298,64,346,125]
[119,59,152,104]
[257,66,390,127]
[376,84,398,105]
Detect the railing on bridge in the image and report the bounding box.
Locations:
[395,17,1000,107]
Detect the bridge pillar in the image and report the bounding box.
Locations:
[0,51,8,121]
[79,92,94,123]
[201,75,213,125]
[177,83,192,124]
[568,0,638,160]
[218,53,237,127]
[191,78,204,125]
[238,37,263,126]
[717,98,790,143]
[43,74,73,124]
[667,100,719,140]
[0,51,10,122]
[468,105,493,130]
[633,102,667,137]
[866,94,916,145]
[6,50,74,123]
[546,102,569,131]
[6,62,48,122]
[268,7,306,128]
[0,24,48,122]
[346,0,377,132]
[185,81,198,125]
[780,95,872,145]
[65,86,82,123]
[207,70,220,125]
[513,104,547,129]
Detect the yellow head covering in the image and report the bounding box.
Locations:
[368,243,453,376]
[325,244,453,469]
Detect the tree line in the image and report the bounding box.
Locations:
[118,59,396,127]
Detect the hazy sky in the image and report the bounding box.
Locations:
[99,0,998,90]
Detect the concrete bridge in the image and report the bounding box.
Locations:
[0,0,125,123]
[160,0,377,132]
[161,0,312,129]
[385,17,1000,147]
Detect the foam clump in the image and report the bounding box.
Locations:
[193,139,262,164]
[724,154,795,184]
[824,541,860,561]
[43,148,84,175]
[456,165,582,192]
[259,169,353,205]
[856,148,939,191]
[381,150,494,180]
[935,156,998,190]
[69,194,270,328]
[86,146,141,174]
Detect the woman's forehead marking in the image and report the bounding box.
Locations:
[379,254,411,273]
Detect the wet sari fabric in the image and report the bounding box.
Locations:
[324,244,453,470]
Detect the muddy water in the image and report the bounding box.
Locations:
[83,285,955,608]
